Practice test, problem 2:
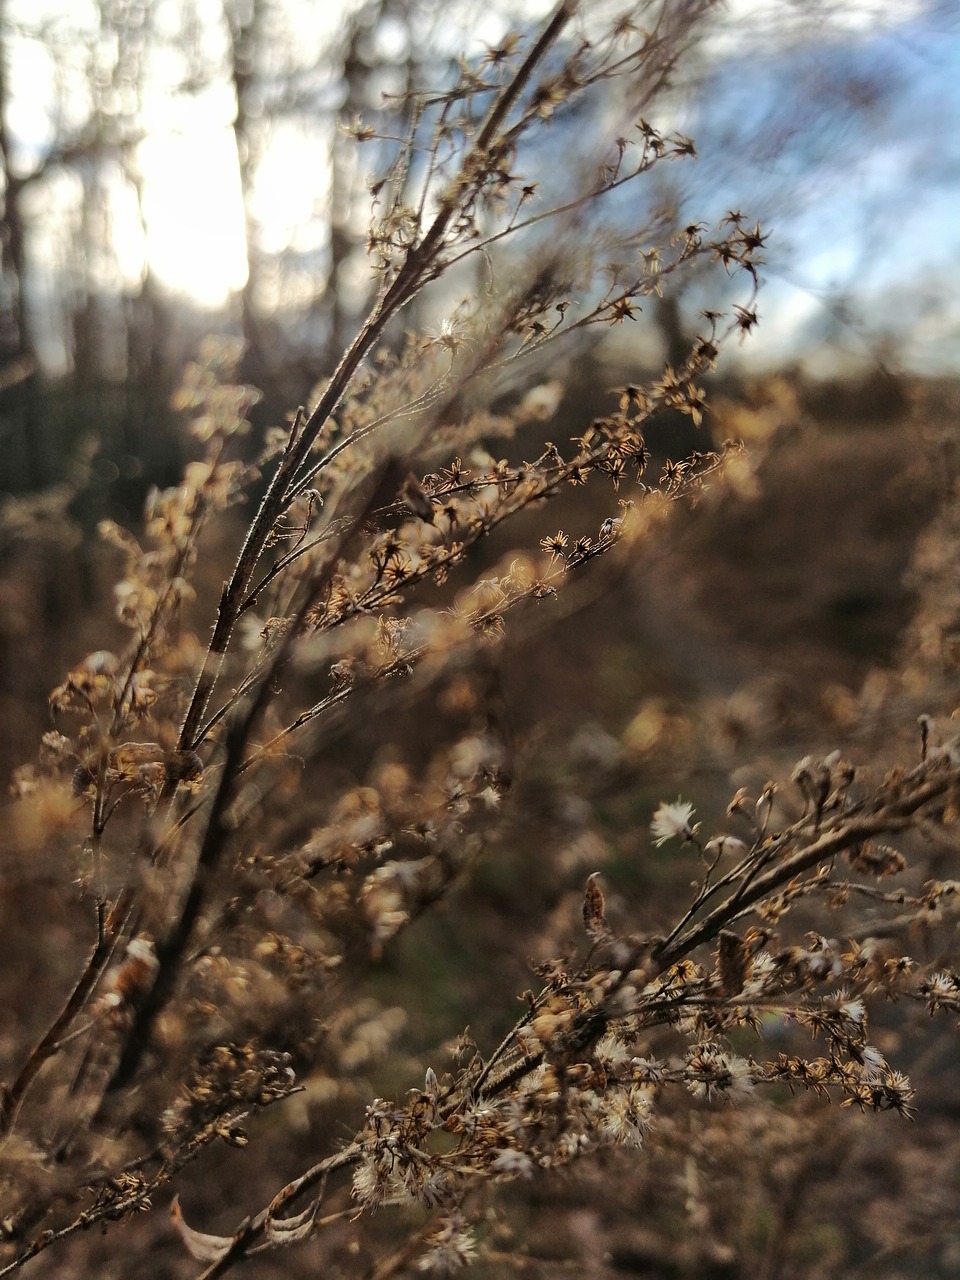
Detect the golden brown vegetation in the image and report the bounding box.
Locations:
[2,4,960,1278]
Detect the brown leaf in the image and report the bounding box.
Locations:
[717,930,751,996]
[170,1195,233,1263]
[582,872,610,944]
[264,1199,320,1246]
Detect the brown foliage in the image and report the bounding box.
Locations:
[2,5,960,1279]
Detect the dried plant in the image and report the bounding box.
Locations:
[3,3,959,1278]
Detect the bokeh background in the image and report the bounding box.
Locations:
[2,1,960,1276]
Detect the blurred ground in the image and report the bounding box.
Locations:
[2,370,959,1278]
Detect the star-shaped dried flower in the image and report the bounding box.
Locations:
[650,798,698,846]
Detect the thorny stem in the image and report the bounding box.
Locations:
[102,478,391,1096]
[239,515,634,764]
[0,902,116,1139]
[0,1094,296,1278]
[279,363,455,508]
[201,337,723,759]
[137,761,960,1280]
[467,761,960,1105]
[471,1005,543,1100]
[655,775,952,967]
[100,716,254,1099]
[176,0,578,754]
[100,7,593,1111]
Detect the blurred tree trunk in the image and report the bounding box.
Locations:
[225,0,280,402]
[0,16,29,368]
[0,1,41,489]
[329,0,429,357]
[328,6,373,361]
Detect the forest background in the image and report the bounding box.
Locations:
[2,1,960,1277]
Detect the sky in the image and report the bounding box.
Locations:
[722,3,960,372]
[5,0,960,376]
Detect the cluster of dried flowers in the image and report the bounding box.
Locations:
[3,2,960,1277]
